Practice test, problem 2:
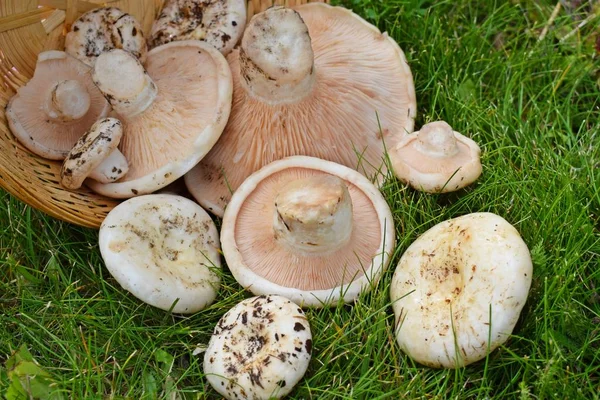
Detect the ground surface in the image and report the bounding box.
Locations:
[1,0,599,399]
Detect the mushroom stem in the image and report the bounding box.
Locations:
[414,121,460,158]
[46,80,91,122]
[273,175,353,255]
[89,149,129,183]
[239,7,315,105]
[92,49,157,117]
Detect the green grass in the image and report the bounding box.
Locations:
[1,0,600,398]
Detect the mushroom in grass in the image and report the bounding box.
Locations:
[204,295,312,399]
[88,42,232,198]
[5,51,110,160]
[184,4,417,216]
[149,0,246,55]
[61,117,128,190]
[390,212,533,368]
[99,194,221,314]
[390,121,482,193]
[65,7,147,67]
[220,156,396,308]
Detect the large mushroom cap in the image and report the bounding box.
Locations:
[220,156,396,308]
[204,295,312,399]
[185,3,416,216]
[6,51,110,160]
[87,40,232,197]
[390,212,533,368]
[99,194,221,314]
[391,121,483,193]
[65,7,147,67]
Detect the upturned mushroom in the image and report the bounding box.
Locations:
[5,51,110,160]
[99,194,221,314]
[390,212,533,368]
[390,121,482,193]
[220,156,396,308]
[61,117,128,190]
[184,4,416,216]
[149,0,246,55]
[204,295,312,399]
[87,41,232,197]
[65,7,147,67]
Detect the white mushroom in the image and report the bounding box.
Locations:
[99,194,221,314]
[65,7,147,67]
[204,295,312,399]
[390,121,482,193]
[61,117,128,190]
[390,212,533,368]
[149,0,246,55]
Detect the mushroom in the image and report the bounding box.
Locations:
[98,194,221,314]
[390,212,533,368]
[86,41,232,198]
[204,295,312,399]
[149,0,246,55]
[60,117,128,190]
[184,4,416,217]
[220,156,396,308]
[5,51,110,160]
[390,121,482,193]
[65,7,147,67]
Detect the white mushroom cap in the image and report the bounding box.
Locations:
[390,212,533,368]
[86,40,232,198]
[204,295,312,399]
[390,121,482,193]
[220,156,396,308]
[5,51,110,160]
[149,0,246,55]
[65,7,147,67]
[61,117,128,190]
[99,194,221,314]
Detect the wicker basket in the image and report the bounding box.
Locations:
[0,0,328,228]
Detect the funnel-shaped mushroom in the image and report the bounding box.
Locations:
[220,156,396,308]
[6,51,110,160]
[87,41,232,198]
[390,212,533,368]
[149,0,246,55]
[390,121,482,193]
[65,7,147,67]
[185,4,416,216]
[204,295,312,399]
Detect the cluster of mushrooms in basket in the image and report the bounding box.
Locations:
[6,0,533,398]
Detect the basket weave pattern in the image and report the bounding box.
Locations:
[0,0,328,228]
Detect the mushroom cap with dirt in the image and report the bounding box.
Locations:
[390,212,533,368]
[99,194,221,314]
[61,117,128,190]
[149,0,246,55]
[390,121,482,193]
[220,156,396,308]
[184,4,416,217]
[5,51,110,160]
[87,40,232,198]
[65,7,147,67]
[204,294,312,399]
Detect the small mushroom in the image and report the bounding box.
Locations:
[65,7,147,67]
[390,121,482,193]
[220,156,396,308]
[149,0,246,55]
[5,51,110,160]
[204,295,312,399]
[390,212,533,368]
[60,117,128,190]
[99,194,221,314]
[86,41,232,197]
[184,4,416,217]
